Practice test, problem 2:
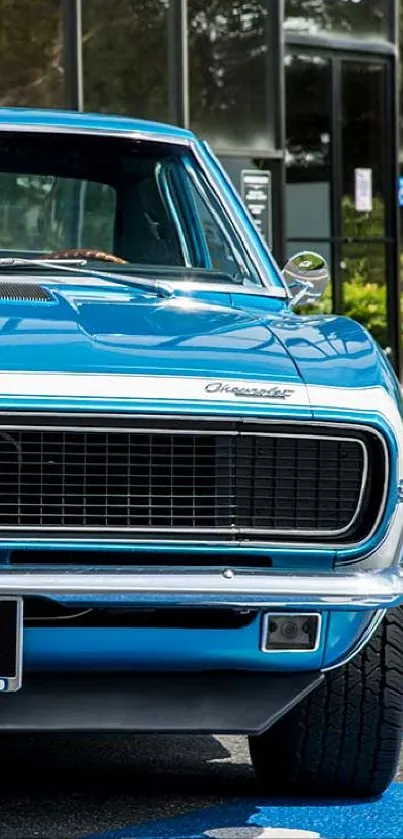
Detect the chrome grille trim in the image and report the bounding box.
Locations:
[0,417,387,545]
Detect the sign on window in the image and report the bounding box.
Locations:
[241,170,272,248]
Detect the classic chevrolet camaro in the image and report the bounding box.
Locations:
[0,107,401,797]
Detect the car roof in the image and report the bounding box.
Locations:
[0,107,196,144]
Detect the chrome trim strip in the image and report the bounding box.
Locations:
[0,568,401,609]
[156,165,193,268]
[0,411,386,428]
[323,609,386,672]
[0,122,192,146]
[0,423,243,435]
[345,497,403,570]
[0,424,372,539]
[172,283,287,297]
[0,271,288,298]
[0,276,287,298]
[0,526,363,535]
[261,611,322,654]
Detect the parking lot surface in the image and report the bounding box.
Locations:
[0,733,401,838]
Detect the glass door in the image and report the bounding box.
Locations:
[285,52,333,302]
[336,59,389,349]
[285,50,395,355]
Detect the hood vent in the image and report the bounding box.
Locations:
[0,283,52,302]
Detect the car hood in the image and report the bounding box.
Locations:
[0,286,311,412]
[0,283,383,413]
[0,287,301,379]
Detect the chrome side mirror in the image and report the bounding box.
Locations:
[282,251,331,308]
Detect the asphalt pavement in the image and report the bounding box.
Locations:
[0,733,254,838]
[0,733,401,838]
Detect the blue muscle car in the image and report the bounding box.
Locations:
[0,107,401,798]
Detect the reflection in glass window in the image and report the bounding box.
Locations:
[0,131,265,286]
[82,0,170,120]
[285,53,332,261]
[284,0,389,41]
[285,53,333,315]
[0,0,63,108]
[173,165,262,285]
[285,53,331,177]
[0,174,116,254]
[188,0,273,150]
[341,62,385,238]
[187,180,240,275]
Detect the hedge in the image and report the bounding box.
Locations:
[294,196,402,349]
[298,280,394,348]
[296,250,403,350]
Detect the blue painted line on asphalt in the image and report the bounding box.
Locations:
[83,782,403,839]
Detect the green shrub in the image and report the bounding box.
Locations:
[343,281,388,347]
[292,203,403,349]
[297,276,403,349]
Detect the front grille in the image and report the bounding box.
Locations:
[0,417,386,544]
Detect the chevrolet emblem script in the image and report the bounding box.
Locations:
[205,382,295,399]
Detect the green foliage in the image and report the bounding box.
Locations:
[0,0,63,108]
[341,196,386,288]
[343,280,389,347]
[342,195,385,241]
[297,196,394,348]
[299,274,403,350]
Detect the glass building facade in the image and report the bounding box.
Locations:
[0,0,400,372]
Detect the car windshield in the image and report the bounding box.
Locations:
[0,131,263,288]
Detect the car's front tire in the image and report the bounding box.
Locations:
[249,607,403,798]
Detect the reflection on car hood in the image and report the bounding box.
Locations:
[0,286,302,384]
[0,282,384,401]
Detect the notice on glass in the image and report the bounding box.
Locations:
[354,168,372,212]
[241,170,272,247]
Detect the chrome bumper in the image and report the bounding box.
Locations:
[0,567,403,609]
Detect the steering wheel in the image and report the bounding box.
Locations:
[42,248,129,265]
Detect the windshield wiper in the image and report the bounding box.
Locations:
[0,258,174,299]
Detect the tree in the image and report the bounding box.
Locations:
[0,0,63,108]
[82,0,170,119]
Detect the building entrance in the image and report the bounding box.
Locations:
[285,50,398,361]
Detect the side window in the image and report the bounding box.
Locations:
[187,182,239,276]
[178,165,262,286]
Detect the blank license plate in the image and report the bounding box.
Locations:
[0,598,23,691]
